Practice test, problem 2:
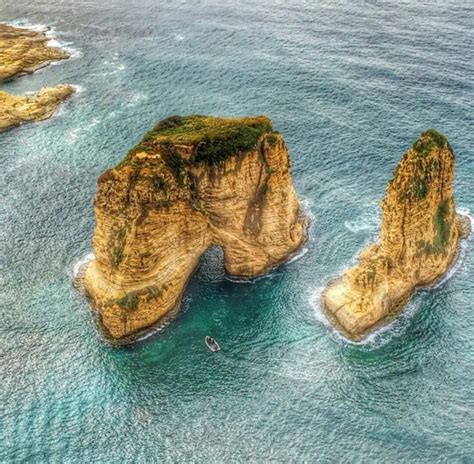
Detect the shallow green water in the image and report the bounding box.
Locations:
[1,1,473,462]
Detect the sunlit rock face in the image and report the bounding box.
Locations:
[0,85,74,132]
[323,130,471,340]
[83,115,307,341]
[0,24,70,82]
[0,24,74,131]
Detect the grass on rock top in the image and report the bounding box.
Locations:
[115,115,273,169]
[412,129,451,158]
[392,129,453,200]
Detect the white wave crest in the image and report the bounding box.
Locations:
[300,196,315,218]
[73,253,94,278]
[70,84,85,94]
[457,206,474,235]
[47,86,83,122]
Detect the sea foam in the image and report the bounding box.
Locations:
[344,204,380,233]
[72,252,94,279]
[309,285,423,349]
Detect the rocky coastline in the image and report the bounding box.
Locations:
[0,23,74,131]
[0,85,75,132]
[0,24,70,82]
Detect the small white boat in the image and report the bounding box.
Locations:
[205,336,220,352]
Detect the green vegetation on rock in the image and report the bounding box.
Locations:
[266,132,280,147]
[433,199,451,250]
[116,292,139,312]
[116,285,162,313]
[114,115,273,169]
[412,129,450,158]
[153,115,273,163]
[396,130,450,201]
[417,199,452,254]
[412,174,429,199]
[109,226,126,268]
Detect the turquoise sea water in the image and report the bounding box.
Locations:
[1,1,473,462]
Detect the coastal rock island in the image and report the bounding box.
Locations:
[0,24,70,82]
[0,85,75,132]
[83,115,307,341]
[0,23,74,132]
[323,130,470,340]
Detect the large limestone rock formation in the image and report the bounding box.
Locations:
[0,85,75,132]
[83,115,307,341]
[0,24,70,82]
[323,130,470,339]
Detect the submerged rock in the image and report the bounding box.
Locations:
[82,115,307,341]
[0,85,75,132]
[323,130,470,340]
[0,24,70,82]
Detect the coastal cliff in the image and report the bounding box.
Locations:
[0,24,70,82]
[323,130,470,339]
[0,85,75,132]
[83,115,307,341]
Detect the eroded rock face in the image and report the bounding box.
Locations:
[83,115,307,341]
[323,130,470,339]
[0,85,75,132]
[0,24,70,82]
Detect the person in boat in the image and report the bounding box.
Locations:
[205,336,219,351]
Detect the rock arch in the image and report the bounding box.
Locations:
[82,115,307,341]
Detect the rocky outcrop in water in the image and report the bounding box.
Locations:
[0,85,75,132]
[0,24,74,132]
[82,115,307,341]
[323,130,470,339]
[0,24,70,82]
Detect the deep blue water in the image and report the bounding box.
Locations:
[1,1,473,462]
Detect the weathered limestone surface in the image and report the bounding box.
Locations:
[83,115,307,341]
[0,85,75,132]
[323,130,470,339]
[0,24,69,82]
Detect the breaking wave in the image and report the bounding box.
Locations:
[72,252,94,279]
